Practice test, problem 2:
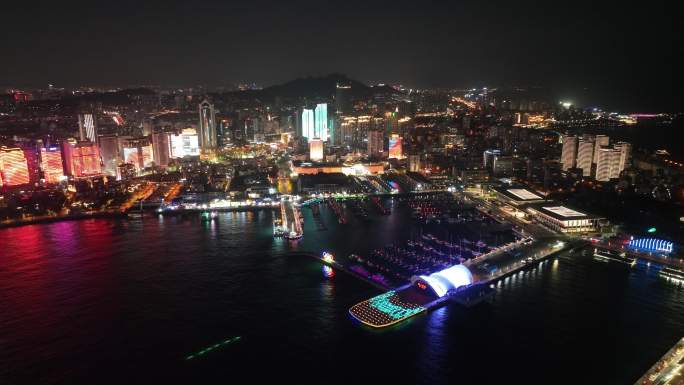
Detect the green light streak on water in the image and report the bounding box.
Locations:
[185,336,241,361]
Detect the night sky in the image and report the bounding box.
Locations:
[2,0,681,111]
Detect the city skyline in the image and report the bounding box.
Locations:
[1,0,681,111]
[1,2,683,384]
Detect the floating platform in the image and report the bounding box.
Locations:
[349,285,433,328]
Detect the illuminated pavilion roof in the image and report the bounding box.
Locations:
[349,290,427,328]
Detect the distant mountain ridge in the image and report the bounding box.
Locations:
[262,73,369,99]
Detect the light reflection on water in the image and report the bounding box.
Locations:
[0,207,682,385]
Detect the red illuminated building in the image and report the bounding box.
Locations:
[61,140,102,177]
[0,146,31,187]
[40,147,65,183]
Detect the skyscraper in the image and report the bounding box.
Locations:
[198,100,217,152]
[152,132,171,167]
[170,128,200,158]
[22,146,41,184]
[596,147,621,182]
[388,134,403,159]
[302,108,315,140]
[314,103,328,141]
[335,83,352,115]
[593,135,610,164]
[367,130,383,157]
[61,140,102,177]
[294,110,303,137]
[78,113,98,143]
[614,142,632,171]
[122,137,154,172]
[98,135,121,176]
[40,146,65,183]
[576,138,595,177]
[483,149,501,170]
[560,135,578,171]
[0,146,30,186]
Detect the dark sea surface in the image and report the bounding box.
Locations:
[1,205,683,385]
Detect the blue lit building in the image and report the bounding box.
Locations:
[314,103,328,141]
[302,108,315,140]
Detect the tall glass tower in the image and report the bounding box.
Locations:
[314,103,328,141]
[198,100,217,151]
[302,108,315,140]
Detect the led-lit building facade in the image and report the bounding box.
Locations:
[78,113,98,143]
[561,135,578,171]
[302,108,315,140]
[593,135,610,163]
[388,134,402,159]
[309,138,324,161]
[170,128,200,158]
[614,141,632,172]
[0,146,31,186]
[61,140,102,177]
[39,146,65,183]
[628,238,673,254]
[291,161,384,175]
[595,147,621,182]
[122,137,154,172]
[314,103,328,141]
[198,100,217,153]
[576,138,594,177]
[22,147,41,184]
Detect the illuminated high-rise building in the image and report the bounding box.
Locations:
[78,113,98,143]
[340,116,355,148]
[22,146,41,184]
[388,134,403,159]
[170,128,200,158]
[593,135,610,163]
[61,139,102,177]
[309,138,324,161]
[483,149,501,170]
[0,146,31,186]
[314,103,328,141]
[294,110,303,137]
[39,146,65,183]
[121,137,154,172]
[596,147,621,182]
[99,135,121,176]
[152,132,171,167]
[576,138,594,177]
[367,130,384,157]
[384,111,398,134]
[198,100,218,152]
[614,142,632,171]
[335,83,352,115]
[302,108,315,140]
[560,135,578,171]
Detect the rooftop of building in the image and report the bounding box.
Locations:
[526,203,600,220]
[493,186,546,202]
